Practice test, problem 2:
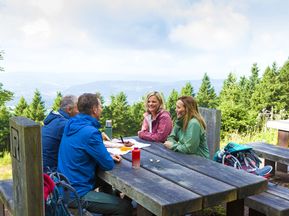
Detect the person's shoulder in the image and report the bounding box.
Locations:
[159,110,171,118]
[189,118,201,126]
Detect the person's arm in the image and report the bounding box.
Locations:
[86,131,115,171]
[171,121,202,154]
[138,115,173,142]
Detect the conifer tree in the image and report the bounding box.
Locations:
[218,73,252,132]
[103,92,131,137]
[180,82,194,97]
[196,73,218,108]
[0,50,4,72]
[14,96,29,116]
[129,100,145,135]
[51,91,62,111]
[166,89,178,121]
[0,52,13,151]
[276,60,289,114]
[26,89,46,123]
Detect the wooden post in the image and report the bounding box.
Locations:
[9,117,44,216]
[199,107,221,159]
[276,130,289,172]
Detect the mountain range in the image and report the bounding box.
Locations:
[3,78,224,108]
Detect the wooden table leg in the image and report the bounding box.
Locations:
[226,199,244,216]
[137,205,153,216]
[277,130,289,172]
[248,208,265,216]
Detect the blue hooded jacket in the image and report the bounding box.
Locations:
[57,113,114,197]
[42,109,70,171]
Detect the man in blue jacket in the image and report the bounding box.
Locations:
[58,93,132,216]
[42,95,79,172]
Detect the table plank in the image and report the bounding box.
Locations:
[98,159,202,216]
[123,150,236,208]
[131,137,267,199]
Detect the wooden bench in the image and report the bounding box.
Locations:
[245,183,289,216]
[246,142,289,175]
[0,180,13,216]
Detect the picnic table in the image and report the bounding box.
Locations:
[98,137,268,216]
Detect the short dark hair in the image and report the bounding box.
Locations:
[77,93,100,115]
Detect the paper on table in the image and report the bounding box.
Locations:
[107,138,151,155]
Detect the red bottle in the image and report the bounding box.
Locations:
[132,147,140,169]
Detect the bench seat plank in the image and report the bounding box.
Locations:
[245,184,289,216]
[266,183,289,200]
[0,180,13,214]
[98,159,202,216]
[247,142,289,165]
[245,192,289,216]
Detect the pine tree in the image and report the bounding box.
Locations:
[277,60,289,113]
[128,100,145,136]
[0,60,13,151]
[102,92,131,138]
[51,91,62,111]
[0,50,4,72]
[218,73,252,132]
[196,73,218,108]
[26,89,46,123]
[166,89,179,121]
[180,82,194,97]
[14,96,29,116]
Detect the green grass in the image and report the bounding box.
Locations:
[0,151,12,180]
[221,129,278,148]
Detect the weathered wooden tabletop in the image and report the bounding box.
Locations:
[98,137,267,216]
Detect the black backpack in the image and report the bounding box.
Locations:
[45,172,83,216]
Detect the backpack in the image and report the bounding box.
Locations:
[213,142,272,178]
[44,172,83,216]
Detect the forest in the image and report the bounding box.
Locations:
[1,49,288,153]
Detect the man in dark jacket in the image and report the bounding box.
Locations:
[58,93,132,215]
[42,95,78,172]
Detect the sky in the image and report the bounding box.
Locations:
[1,0,289,85]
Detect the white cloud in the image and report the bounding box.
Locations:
[1,0,289,84]
[169,1,249,50]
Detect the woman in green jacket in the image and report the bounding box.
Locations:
[164,96,209,158]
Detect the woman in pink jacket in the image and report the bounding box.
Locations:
[138,91,173,143]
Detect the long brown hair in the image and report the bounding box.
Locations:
[178,96,206,131]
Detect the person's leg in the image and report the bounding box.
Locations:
[82,191,133,216]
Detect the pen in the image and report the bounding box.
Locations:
[120,136,124,143]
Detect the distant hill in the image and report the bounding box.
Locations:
[5,79,224,108]
[63,80,224,104]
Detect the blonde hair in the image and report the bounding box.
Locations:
[144,91,165,113]
[178,96,206,131]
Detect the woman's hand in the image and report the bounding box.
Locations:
[163,141,173,149]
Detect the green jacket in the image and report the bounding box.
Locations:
[167,118,209,158]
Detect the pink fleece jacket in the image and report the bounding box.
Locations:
[138,110,173,143]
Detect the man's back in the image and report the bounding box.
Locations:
[58,113,114,197]
[42,110,69,171]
